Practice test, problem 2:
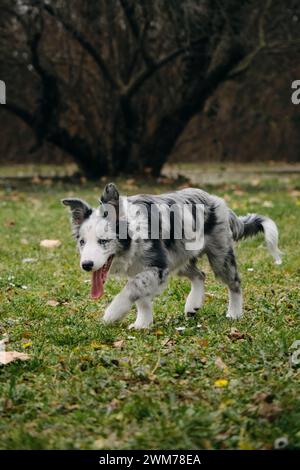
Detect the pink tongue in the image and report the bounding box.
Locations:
[91,269,104,299]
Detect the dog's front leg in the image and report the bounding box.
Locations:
[102,290,132,324]
[128,297,153,330]
[103,267,168,328]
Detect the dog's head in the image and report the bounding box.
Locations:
[62,183,129,299]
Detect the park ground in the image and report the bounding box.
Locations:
[0,163,299,449]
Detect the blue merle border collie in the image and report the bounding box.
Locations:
[62,183,282,329]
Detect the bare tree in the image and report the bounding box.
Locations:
[0,0,299,177]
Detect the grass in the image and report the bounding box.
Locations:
[0,171,300,450]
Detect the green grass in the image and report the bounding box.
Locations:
[0,173,300,450]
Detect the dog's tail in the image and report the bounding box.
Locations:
[229,210,282,265]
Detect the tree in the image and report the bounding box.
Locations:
[0,0,299,178]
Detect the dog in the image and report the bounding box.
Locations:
[62,183,281,329]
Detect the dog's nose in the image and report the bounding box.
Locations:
[82,261,94,272]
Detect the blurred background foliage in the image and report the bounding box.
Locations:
[0,0,299,178]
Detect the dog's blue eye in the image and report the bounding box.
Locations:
[79,239,85,247]
[98,239,109,245]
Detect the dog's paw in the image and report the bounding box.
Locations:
[128,321,152,330]
[184,297,203,318]
[226,310,242,320]
[185,308,199,319]
[102,309,119,324]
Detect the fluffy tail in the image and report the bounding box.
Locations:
[229,210,282,265]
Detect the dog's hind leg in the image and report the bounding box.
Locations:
[179,259,205,318]
[206,245,243,319]
[103,267,168,328]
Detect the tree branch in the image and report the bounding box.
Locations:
[227,0,272,79]
[124,46,186,98]
[3,102,35,128]
[118,0,154,67]
[141,44,244,174]
[39,2,121,91]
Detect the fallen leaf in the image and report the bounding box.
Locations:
[215,356,228,372]
[0,350,30,365]
[90,341,104,350]
[155,329,164,336]
[32,176,42,184]
[40,239,61,248]
[161,337,171,347]
[214,379,228,388]
[238,440,253,450]
[262,200,274,208]
[198,339,208,348]
[113,340,124,349]
[257,401,281,420]
[253,391,274,404]
[234,189,245,196]
[47,300,60,307]
[289,189,300,197]
[4,220,15,227]
[119,357,130,367]
[228,327,247,340]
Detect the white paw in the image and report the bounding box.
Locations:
[102,313,117,324]
[102,294,131,324]
[102,307,121,324]
[128,321,152,330]
[184,296,203,318]
[226,310,242,320]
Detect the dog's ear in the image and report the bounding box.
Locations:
[61,198,93,227]
[100,183,119,206]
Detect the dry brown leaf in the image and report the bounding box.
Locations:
[161,337,172,347]
[113,340,124,349]
[198,339,208,348]
[228,327,247,340]
[4,220,15,227]
[0,350,30,365]
[257,402,282,421]
[47,300,60,307]
[215,356,228,371]
[253,391,274,404]
[40,239,61,249]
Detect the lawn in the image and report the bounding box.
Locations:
[0,171,300,450]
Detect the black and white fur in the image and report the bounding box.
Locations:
[62,183,282,329]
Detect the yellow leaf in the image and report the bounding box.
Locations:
[155,329,164,336]
[22,341,32,349]
[239,440,253,450]
[90,341,103,350]
[214,379,229,388]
